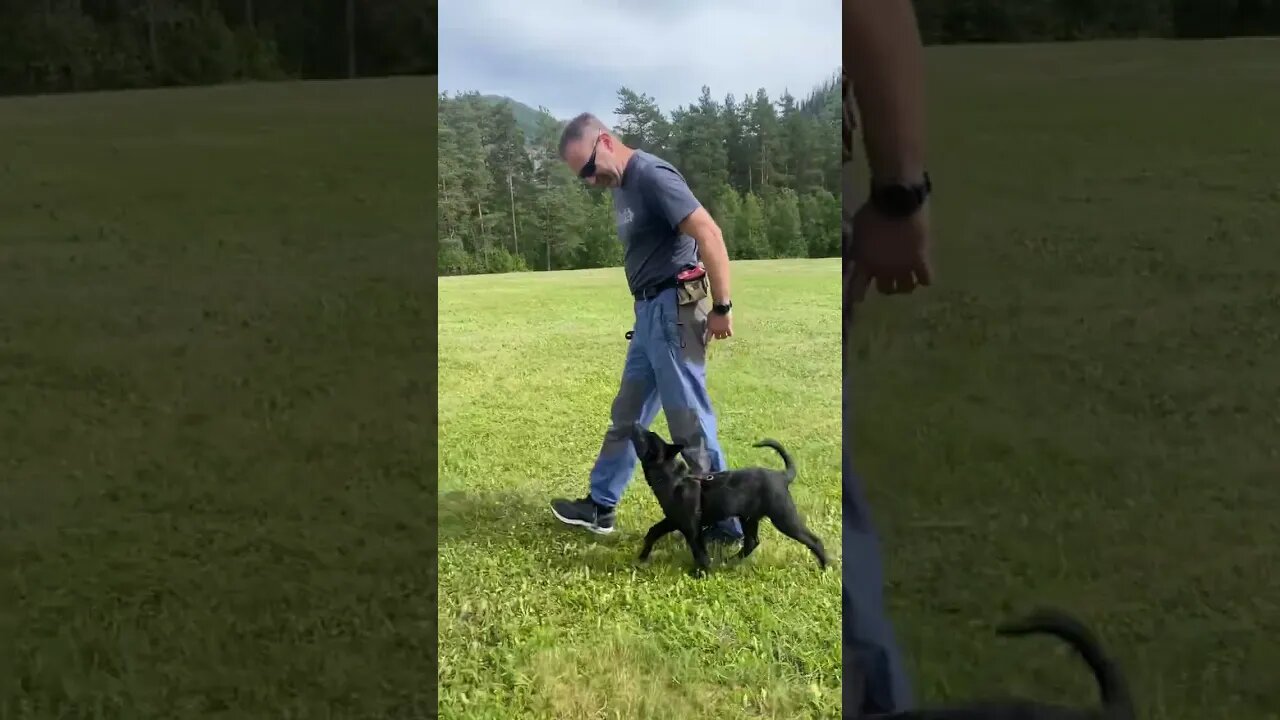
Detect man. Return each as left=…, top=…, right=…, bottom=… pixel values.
left=549, top=113, right=743, bottom=543
left=844, top=0, right=934, bottom=715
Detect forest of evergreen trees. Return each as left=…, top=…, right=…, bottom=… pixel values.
left=912, top=0, right=1280, bottom=42
left=0, top=0, right=435, bottom=96
left=4, top=0, right=1271, bottom=98
left=437, top=77, right=845, bottom=276
left=436, top=0, right=1280, bottom=277
left=8, top=0, right=1274, bottom=276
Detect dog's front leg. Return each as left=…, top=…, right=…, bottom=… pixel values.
left=638, top=517, right=677, bottom=561
left=681, top=527, right=713, bottom=577
left=736, top=517, right=762, bottom=561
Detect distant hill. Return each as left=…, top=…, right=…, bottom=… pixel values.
left=476, top=95, right=556, bottom=140
left=470, top=70, right=840, bottom=145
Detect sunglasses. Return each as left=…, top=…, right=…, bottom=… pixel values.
left=578, top=134, right=603, bottom=180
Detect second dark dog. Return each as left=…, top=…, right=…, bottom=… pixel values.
left=629, top=425, right=828, bottom=576
left=854, top=608, right=1134, bottom=720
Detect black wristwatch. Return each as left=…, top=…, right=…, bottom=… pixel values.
left=870, top=172, right=932, bottom=218
left=711, top=300, right=732, bottom=316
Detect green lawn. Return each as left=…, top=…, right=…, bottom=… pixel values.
left=440, top=37, right=1280, bottom=720
left=0, top=78, right=436, bottom=718
left=437, top=260, right=844, bottom=719
left=5, top=36, right=1278, bottom=720
left=854, top=39, right=1280, bottom=719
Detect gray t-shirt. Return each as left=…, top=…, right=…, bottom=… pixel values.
left=612, top=149, right=701, bottom=295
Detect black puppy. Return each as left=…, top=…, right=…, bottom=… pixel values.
left=629, top=425, right=828, bottom=576
left=854, top=608, right=1134, bottom=720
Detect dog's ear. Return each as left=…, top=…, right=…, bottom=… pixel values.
left=628, top=424, right=647, bottom=447
left=666, top=443, right=684, bottom=459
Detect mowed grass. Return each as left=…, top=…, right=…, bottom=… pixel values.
left=0, top=78, right=435, bottom=718
left=854, top=39, right=1280, bottom=719
left=438, top=260, right=843, bottom=719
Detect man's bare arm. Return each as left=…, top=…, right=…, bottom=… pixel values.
left=844, top=0, right=927, bottom=183
left=679, top=208, right=732, bottom=305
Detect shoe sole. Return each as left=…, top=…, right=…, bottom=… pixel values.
left=551, top=506, right=615, bottom=535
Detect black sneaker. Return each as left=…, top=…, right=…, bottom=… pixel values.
left=550, top=496, right=616, bottom=535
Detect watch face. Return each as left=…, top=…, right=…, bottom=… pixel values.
left=875, top=184, right=920, bottom=217
left=885, top=186, right=916, bottom=215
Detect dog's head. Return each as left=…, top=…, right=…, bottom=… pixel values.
left=629, top=425, right=685, bottom=484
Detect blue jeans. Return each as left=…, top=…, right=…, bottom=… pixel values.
left=844, top=364, right=913, bottom=713
left=588, top=287, right=742, bottom=536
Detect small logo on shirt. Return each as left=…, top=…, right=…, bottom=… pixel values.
left=616, top=207, right=635, bottom=226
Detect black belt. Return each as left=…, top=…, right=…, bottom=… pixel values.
left=633, top=277, right=679, bottom=301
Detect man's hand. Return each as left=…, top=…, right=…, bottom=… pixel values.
left=706, top=311, right=733, bottom=343
left=847, top=200, right=932, bottom=302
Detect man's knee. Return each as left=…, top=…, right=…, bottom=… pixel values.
left=663, top=405, right=708, bottom=438
left=609, top=380, right=651, bottom=423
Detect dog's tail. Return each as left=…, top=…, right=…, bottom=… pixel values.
left=752, top=439, right=796, bottom=483
left=996, top=608, right=1133, bottom=717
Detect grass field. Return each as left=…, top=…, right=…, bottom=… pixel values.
left=437, top=260, right=844, bottom=718
left=4, top=36, right=1278, bottom=720
left=440, top=38, right=1280, bottom=720
left=853, top=39, right=1280, bottom=719
left=0, top=77, right=435, bottom=718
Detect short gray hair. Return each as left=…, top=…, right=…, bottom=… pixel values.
left=558, top=112, right=609, bottom=158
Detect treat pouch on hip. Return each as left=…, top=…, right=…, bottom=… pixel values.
left=675, top=265, right=709, bottom=306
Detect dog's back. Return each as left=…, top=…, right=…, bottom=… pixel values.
left=699, top=439, right=799, bottom=520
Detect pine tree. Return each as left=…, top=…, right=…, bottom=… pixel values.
left=766, top=188, right=806, bottom=258
left=614, top=87, right=671, bottom=157
left=483, top=101, right=533, bottom=257
left=737, top=193, right=769, bottom=260
left=712, top=185, right=743, bottom=258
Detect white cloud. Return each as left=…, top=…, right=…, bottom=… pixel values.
left=440, top=0, right=840, bottom=122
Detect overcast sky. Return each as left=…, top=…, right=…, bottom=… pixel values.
left=439, top=0, right=841, bottom=124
